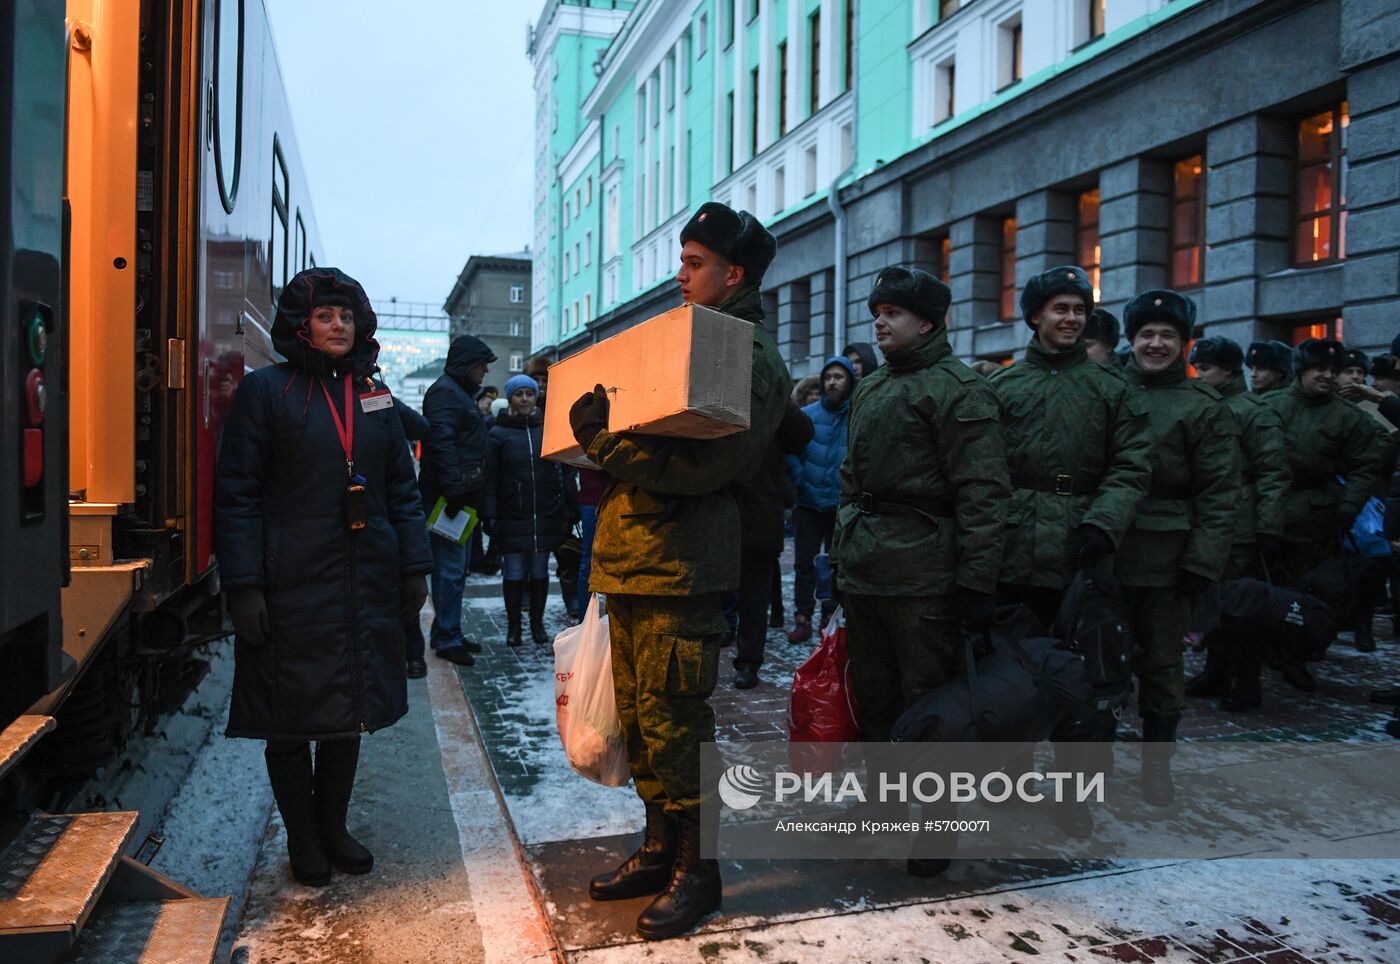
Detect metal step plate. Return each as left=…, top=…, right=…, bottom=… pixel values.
left=0, top=715, right=55, bottom=782
left=0, top=812, right=138, bottom=938
left=61, top=897, right=230, bottom=964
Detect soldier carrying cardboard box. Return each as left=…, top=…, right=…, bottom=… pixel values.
left=566, top=202, right=790, bottom=941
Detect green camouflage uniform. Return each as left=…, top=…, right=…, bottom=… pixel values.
left=586, top=285, right=789, bottom=813
left=1117, top=356, right=1239, bottom=717
left=1213, top=376, right=1291, bottom=581
left=832, top=328, right=1010, bottom=740
left=989, top=338, right=1152, bottom=606
left=1266, top=381, right=1384, bottom=579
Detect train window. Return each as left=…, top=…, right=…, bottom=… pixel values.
left=271, top=141, right=289, bottom=304
left=295, top=212, right=307, bottom=270
left=214, top=0, right=243, bottom=212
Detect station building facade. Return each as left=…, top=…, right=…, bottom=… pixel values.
left=528, top=0, right=1400, bottom=374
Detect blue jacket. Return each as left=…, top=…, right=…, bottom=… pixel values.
left=786, top=356, right=855, bottom=512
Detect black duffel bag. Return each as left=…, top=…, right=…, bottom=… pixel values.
left=891, top=606, right=1092, bottom=743
left=1219, top=576, right=1336, bottom=662
left=1053, top=569, right=1136, bottom=717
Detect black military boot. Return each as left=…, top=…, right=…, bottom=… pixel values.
left=264, top=741, right=331, bottom=886
left=529, top=578, right=551, bottom=644
left=1052, top=742, right=1097, bottom=839
left=1221, top=644, right=1262, bottom=713
left=635, top=810, right=721, bottom=941
left=907, top=801, right=955, bottom=877
left=589, top=803, right=678, bottom=901
left=314, top=737, right=373, bottom=875
left=1280, top=657, right=1317, bottom=692
left=503, top=580, right=524, bottom=647
left=1184, top=643, right=1233, bottom=699
left=1356, top=610, right=1376, bottom=653
left=1139, top=714, right=1180, bottom=807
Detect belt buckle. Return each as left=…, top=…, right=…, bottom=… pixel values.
left=858, top=492, right=875, bottom=515
left=1054, top=474, right=1074, bottom=497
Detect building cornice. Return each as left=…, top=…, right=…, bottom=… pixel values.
left=581, top=0, right=695, bottom=120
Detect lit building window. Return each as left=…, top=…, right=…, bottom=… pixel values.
left=1000, top=217, right=1017, bottom=322
left=938, top=235, right=952, bottom=284
left=1170, top=155, right=1206, bottom=288
left=1077, top=187, right=1101, bottom=301
left=1294, top=102, right=1348, bottom=266
left=1291, top=317, right=1343, bottom=344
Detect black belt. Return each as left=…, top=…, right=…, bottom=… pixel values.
left=852, top=492, right=955, bottom=518
left=1010, top=472, right=1099, bottom=497
left=1148, top=484, right=1193, bottom=501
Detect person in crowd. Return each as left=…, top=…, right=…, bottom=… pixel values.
left=420, top=334, right=496, bottom=666
left=567, top=202, right=789, bottom=940
left=1339, top=349, right=1369, bottom=392
left=786, top=356, right=857, bottom=643
left=575, top=466, right=607, bottom=611
left=393, top=396, right=432, bottom=679
left=844, top=341, right=879, bottom=380
left=1117, top=290, right=1238, bottom=806
left=1083, top=307, right=1122, bottom=365
left=489, top=396, right=509, bottom=421
left=792, top=374, right=821, bottom=407
left=1184, top=336, right=1290, bottom=711
left=525, top=353, right=581, bottom=621
left=483, top=374, right=578, bottom=646
left=989, top=266, right=1150, bottom=628
left=476, top=385, right=499, bottom=417
left=525, top=355, right=551, bottom=406
left=1246, top=340, right=1293, bottom=395
left=215, top=268, right=432, bottom=888
left=833, top=266, right=1009, bottom=879
left=1341, top=349, right=1400, bottom=439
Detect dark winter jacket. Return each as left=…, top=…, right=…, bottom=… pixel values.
left=786, top=356, right=854, bottom=513
left=484, top=410, right=578, bottom=555
left=846, top=342, right=880, bottom=380
left=420, top=336, right=495, bottom=513
left=215, top=268, right=433, bottom=740
left=736, top=400, right=814, bottom=555
left=394, top=397, right=429, bottom=441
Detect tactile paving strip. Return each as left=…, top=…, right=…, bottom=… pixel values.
left=62, top=897, right=229, bottom=964
left=0, top=715, right=55, bottom=782
left=0, top=812, right=138, bottom=933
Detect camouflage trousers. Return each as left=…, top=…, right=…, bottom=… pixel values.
left=606, top=593, right=728, bottom=814
left=1122, top=584, right=1189, bottom=717
left=843, top=594, right=964, bottom=742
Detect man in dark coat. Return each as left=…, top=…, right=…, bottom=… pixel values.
left=420, top=334, right=496, bottom=666
left=844, top=341, right=880, bottom=380
left=216, top=267, right=433, bottom=886
left=1118, top=290, right=1239, bottom=805
left=568, top=202, right=789, bottom=940
left=1246, top=340, right=1293, bottom=395
left=525, top=353, right=582, bottom=620
left=1185, top=336, right=1290, bottom=711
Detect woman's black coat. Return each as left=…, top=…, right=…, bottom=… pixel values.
left=484, top=410, right=578, bottom=556
left=215, top=268, right=434, bottom=740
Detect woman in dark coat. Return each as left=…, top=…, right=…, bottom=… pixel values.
left=484, top=374, right=578, bottom=645
left=214, top=268, right=433, bottom=887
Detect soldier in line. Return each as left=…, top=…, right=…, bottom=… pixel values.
left=1246, top=340, right=1293, bottom=395
left=567, top=202, right=789, bottom=941
left=832, top=266, right=1010, bottom=878
left=1184, top=336, right=1291, bottom=711
left=1083, top=307, right=1122, bottom=366
left=1116, top=291, right=1239, bottom=805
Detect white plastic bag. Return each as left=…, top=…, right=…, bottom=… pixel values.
left=553, top=595, right=630, bottom=786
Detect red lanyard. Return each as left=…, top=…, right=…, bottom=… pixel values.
left=318, top=375, right=355, bottom=478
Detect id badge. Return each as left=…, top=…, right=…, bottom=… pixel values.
left=360, top=388, right=393, bottom=413
left=347, top=480, right=368, bottom=530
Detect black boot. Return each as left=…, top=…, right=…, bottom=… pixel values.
left=1221, top=643, right=1262, bottom=713
left=265, top=741, right=331, bottom=886
left=635, top=810, right=721, bottom=941
left=1280, top=657, right=1317, bottom=692
left=529, top=578, right=550, bottom=644
left=1356, top=610, right=1376, bottom=653
left=589, top=803, right=678, bottom=901
left=503, top=580, right=525, bottom=647
left=1052, top=742, right=1096, bottom=839
left=1139, top=714, right=1179, bottom=807
left=560, top=579, right=581, bottom=624
left=1185, top=643, right=1233, bottom=699
left=314, top=737, right=373, bottom=875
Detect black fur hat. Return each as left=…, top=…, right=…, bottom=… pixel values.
left=1019, top=265, right=1095, bottom=329
left=1342, top=347, right=1369, bottom=372
left=867, top=265, right=951, bottom=326
left=1373, top=355, right=1398, bottom=379
left=1293, top=338, right=1346, bottom=374
left=1124, top=289, right=1196, bottom=341
left=679, top=202, right=778, bottom=285
left=1084, top=308, right=1120, bottom=349
left=1246, top=340, right=1293, bottom=373
left=1189, top=335, right=1244, bottom=374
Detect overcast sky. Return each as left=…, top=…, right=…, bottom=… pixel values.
left=265, top=0, right=535, bottom=307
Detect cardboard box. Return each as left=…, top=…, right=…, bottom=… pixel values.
left=542, top=303, right=754, bottom=467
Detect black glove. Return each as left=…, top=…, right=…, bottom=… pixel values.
left=570, top=384, right=610, bottom=450
left=1073, top=524, right=1114, bottom=568
left=957, top=591, right=997, bottom=633
left=400, top=574, right=428, bottom=619
left=1176, top=569, right=1215, bottom=598
left=228, top=589, right=270, bottom=647
left=444, top=492, right=468, bottom=517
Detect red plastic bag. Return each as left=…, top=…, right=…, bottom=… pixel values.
left=788, top=607, right=861, bottom=765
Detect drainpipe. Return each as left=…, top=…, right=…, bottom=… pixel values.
left=826, top=1, right=858, bottom=357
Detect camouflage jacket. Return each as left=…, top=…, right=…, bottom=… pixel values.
left=1214, top=377, right=1290, bottom=544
